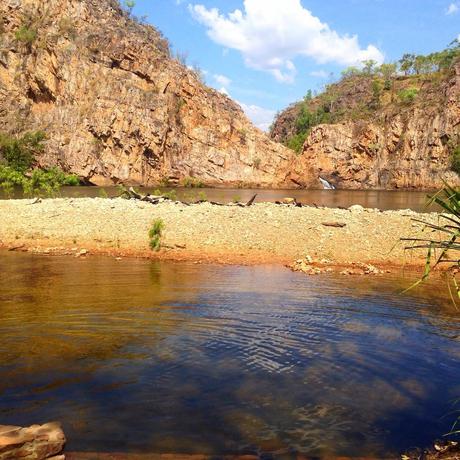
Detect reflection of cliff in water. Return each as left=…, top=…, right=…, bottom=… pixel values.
left=0, top=252, right=459, bottom=457
left=0, top=253, right=203, bottom=392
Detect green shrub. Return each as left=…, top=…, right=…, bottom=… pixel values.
left=0, top=131, right=46, bottom=172
left=28, top=167, right=79, bottom=191
left=451, top=145, right=460, bottom=174
left=148, top=218, right=164, bottom=251
left=98, top=188, right=109, bottom=198
left=0, top=165, right=79, bottom=198
left=14, top=25, right=37, bottom=44
left=181, top=176, right=204, bottom=188
left=285, top=103, right=331, bottom=153
left=153, top=188, right=177, bottom=201
left=198, top=191, right=207, bottom=201
left=286, top=132, right=308, bottom=154
left=0, top=166, right=24, bottom=197
left=158, top=176, right=170, bottom=187
left=124, top=0, right=136, bottom=11
left=398, top=88, right=419, bottom=104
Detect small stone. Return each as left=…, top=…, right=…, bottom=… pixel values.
left=349, top=204, right=365, bottom=213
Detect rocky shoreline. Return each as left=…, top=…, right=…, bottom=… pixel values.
left=0, top=197, right=441, bottom=271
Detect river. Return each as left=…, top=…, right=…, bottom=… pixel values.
left=0, top=187, right=440, bottom=212
left=0, top=251, right=459, bottom=457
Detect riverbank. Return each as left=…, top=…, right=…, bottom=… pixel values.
left=0, top=197, right=441, bottom=270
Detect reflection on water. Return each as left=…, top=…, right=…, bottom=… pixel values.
left=0, top=252, right=459, bottom=457
left=1, top=186, right=439, bottom=212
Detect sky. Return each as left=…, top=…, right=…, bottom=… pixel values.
left=130, top=0, right=460, bottom=131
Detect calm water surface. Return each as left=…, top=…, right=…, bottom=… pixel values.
left=0, top=252, right=459, bottom=457
left=1, top=186, right=439, bottom=212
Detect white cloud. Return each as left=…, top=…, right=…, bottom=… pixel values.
left=310, top=70, right=328, bottom=78
left=237, top=101, right=276, bottom=131
left=446, top=2, right=459, bottom=14
left=218, top=87, right=230, bottom=96
left=189, top=0, right=384, bottom=83
left=214, top=74, right=232, bottom=87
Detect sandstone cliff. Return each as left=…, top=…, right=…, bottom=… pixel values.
left=0, top=0, right=294, bottom=186
left=271, top=62, right=460, bottom=190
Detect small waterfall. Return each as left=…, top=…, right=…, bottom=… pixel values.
left=319, top=177, right=336, bottom=190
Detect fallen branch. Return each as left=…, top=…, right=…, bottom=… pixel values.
left=322, top=222, right=346, bottom=228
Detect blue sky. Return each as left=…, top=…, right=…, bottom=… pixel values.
left=131, top=0, right=460, bottom=130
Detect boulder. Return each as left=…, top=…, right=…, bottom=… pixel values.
left=0, top=423, right=66, bottom=460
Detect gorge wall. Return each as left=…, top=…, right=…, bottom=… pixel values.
left=271, top=62, right=460, bottom=190
left=0, top=0, right=294, bottom=187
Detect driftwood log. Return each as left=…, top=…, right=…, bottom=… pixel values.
left=118, top=187, right=258, bottom=208
left=119, top=187, right=170, bottom=205
left=322, top=222, right=347, bottom=228
left=233, top=194, right=258, bottom=207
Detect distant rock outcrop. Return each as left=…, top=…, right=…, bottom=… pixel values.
left=0, top=0, right=294, bottom=187
left=271, top=63, right=460, bottom=190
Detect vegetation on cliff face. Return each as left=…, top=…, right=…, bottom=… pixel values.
left=271, top=41, right=460, bottom=154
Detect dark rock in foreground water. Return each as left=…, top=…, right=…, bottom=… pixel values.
left=0, top=423, right=66, bottom=460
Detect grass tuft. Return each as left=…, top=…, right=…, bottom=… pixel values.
left=149, top=218, right=165, bottom=251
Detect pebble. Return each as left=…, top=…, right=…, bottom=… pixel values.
left=349, top=204, right=365, bottom=213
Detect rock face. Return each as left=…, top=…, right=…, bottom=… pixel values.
left=0, top=0, right=294, bottom=186
left=272, top=65, right=460, bottom=190
left=0, top=423, right=66, bottom=460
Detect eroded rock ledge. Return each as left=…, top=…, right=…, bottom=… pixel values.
left=0, top=423, right=66, bottom=460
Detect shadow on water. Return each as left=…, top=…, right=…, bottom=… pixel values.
left=0, top=251, right=459, bottom=457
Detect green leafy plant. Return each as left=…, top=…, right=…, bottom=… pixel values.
left=153, top=189, right=177, bottom=201
left=158, top=176, right=170, bottom=187
left=149, top=218, right=164, bottom=251
left=0, top=165, right=79, bottom=198
left=0, top=131, right=45, bottom=172
left=401, top=183, right=460, bottom=304
left=451, top=145, right=460, bottom=174
left=14, top=25, right=37, bottom=45
left=123, top=0, right=136, bottom=16
left=398, top=88, right=419, bottom=104
left=286, top=132, right=308, bottom=154
left=198, top=191, right=207, bottom=201
left=181, top=176, right=204, bottom=188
